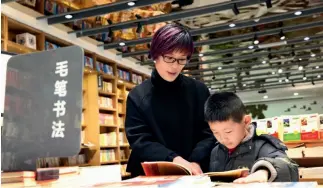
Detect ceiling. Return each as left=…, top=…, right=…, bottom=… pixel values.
left=9, top=0, right=323, bottom=93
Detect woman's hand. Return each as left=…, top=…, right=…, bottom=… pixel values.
left=233, top=170, right=269, bottom=184
left=190, top=162, right=203, bottom=175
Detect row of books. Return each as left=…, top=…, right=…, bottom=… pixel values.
left=100, top=81, right=113, bottom=93
left=120, top=150, right=127, bottom=160
left=99, top=113, right=114, bottom=125
left=119, top=132, right=129, bottom=146
left=117, top=69, right=131, bottom=81
left=98, top=97, right=113, bottom=109
left=100, top=149, right=116, bottom=162
left=96, top=61, right=114, bottom=75
left=100, top=132, right=117, bottom=146
left=255, top=113, right=323, bottom=141
left=132, top=73, right=143, bottom=85
left=67, top=154, right=87, bottom=166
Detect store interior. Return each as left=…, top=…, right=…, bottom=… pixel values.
left=1, top=0, right=323, bottom=187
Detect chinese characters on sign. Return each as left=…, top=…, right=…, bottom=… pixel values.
left=52, top=61, right=68, bottom=138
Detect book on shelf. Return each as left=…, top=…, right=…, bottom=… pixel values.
left=141, top=161, right=249, bottom=182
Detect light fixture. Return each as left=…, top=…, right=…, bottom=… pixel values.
left=218, top=67, right=222, bottom=70
left=248, top=45, right=254, bottom=49
left=119, top=42, right=126, bottom=46
left=303, top=71, right=307, bottom=80
left=279, top=30, right=285, bottom=40
left=294, top=11, right=302, bottom=16
left=232, top=76, right=235, bottom=79
left=253, top=34, right=259, bottom=45
left=278, top=69, right=283, bottom=73
left=299, top=58, right=302, bottom=61
left=127, top=1, right=135, bottom=6
left=229, top=23, right=236, bottom=28
left=272, top=71, right=275, bottom=75
left=318, top=75, right=321, bottom=78
left=285, top=78, right=289, bottom=82
left=316, top=66, right=319, bottom=69
left=298, top=66, right=303, bottom=71
left=311, top=54, right=316, bottom=57
left=254, top=19, right=260, bottom=22
left=263, top=95, right=268, bottom=99
left=65, top=14, right=73, bottom=19
left=303, top=77, right=307, bottom=80
left=294, top=93, right=299, bottom=96
left=279, top=79, right=282, bottom=83
left=199, top=53, right=204, bottom=57
left=262, top=60, right=266, bottom=64
left=304, top=37, right=310, bottom=41
left=243, top=84, right=246, bottom=87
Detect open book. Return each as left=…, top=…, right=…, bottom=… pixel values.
left=141, top=161, right=249, bottom=182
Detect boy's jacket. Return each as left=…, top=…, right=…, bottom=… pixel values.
left=209, top=125, right=299, bottom=182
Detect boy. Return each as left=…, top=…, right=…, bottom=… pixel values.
left=204, top=92, right=299, bottom=183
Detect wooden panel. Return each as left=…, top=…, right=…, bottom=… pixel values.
left=84, top=72, right=100, bottom=166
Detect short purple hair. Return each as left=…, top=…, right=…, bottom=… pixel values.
left=150, top=24, right=194, bottom=60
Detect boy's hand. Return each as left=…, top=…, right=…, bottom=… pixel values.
left=233, top=170, right=268, bottom=184
left=190, top=162, right=203, bottom=175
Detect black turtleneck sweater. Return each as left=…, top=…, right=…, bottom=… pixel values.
left=125, top=69, right=216, bottom=177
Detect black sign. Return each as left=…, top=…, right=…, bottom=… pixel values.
left=1, top=46, right=84, bottom=172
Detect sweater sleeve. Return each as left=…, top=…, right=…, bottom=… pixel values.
left=125, top=93, right=178, bottom=162
left=188, top=83, right=216, bottom=171
left=251, top=142, right=299, bottom=182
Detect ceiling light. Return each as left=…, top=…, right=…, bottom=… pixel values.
left=254, top=19, right=260, bottom=22
left=279, top=30, right=285, bottom=40
left=279, top=79, right=282, bottom=83
left=119, top=42, right=126, bottom=46
left=303, top=77, right=307, bottom=80
left=316, top=66, right=319, bottom=69
left=65, top=14, right=73, bottom=19
left=272, top=71, right=275, bottom=75
left=262, top=60, right=266, bottom=64
left=248, top=45, right=254, bottom=49
left=127, top=1, right=135, bottom=6
left=218, top=67, right=222, bottom=70
left=294, top=11, right=302, bottom=16
left=311, top=54, right=316, bottom=57
left=298, top=66, right=303, bottom=71
left=299, top=58, right=302, bottom=61
left=229, top=23, right=236, bottom=28
left=199, top=53, right=204, bottom=57
left=263, top=95, right=268, bottom=99
left=254, top=40, right=259, bottom=45
left=285, top=79, right=289, bottom=82
left=294, top=93, right=299, bottom=96
left=318, top=75, right=321, bottom=78
left=243, top=84, right=246, bottom=87
left=304, top=37, right=310, bottom=41
left=278, top=69, right=283, bottom=73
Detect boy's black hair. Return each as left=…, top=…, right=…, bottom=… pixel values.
left=204, top=92, right=246, bottom=123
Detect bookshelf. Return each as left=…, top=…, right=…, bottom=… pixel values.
left=1, top=13, right=149, bottom=178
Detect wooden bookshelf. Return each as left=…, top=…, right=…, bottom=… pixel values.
left=1, top=12, right=150, bottom=177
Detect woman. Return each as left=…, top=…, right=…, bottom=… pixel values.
left=125, top=24, right=215, bottom=177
